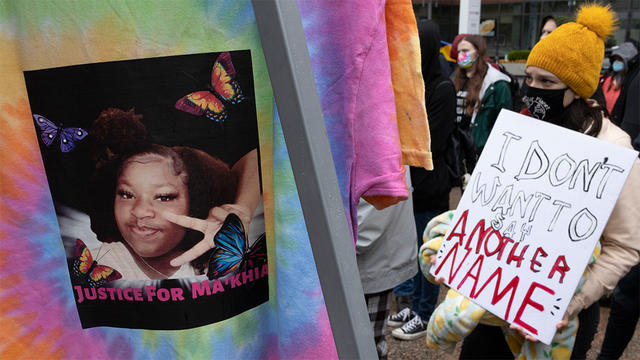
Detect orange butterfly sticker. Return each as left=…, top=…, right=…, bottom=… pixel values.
left=175, top=52, right=245, bottom=124
left=72, top=239, right=122, bottom=288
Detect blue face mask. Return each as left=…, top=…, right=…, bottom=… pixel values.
left=612, top=60, right=624, bottom=72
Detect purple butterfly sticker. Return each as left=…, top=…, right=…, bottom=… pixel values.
left=33, top=114, right=88, bottom=153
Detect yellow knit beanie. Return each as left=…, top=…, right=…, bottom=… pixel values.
left=527, top=4, right=617, bottom=99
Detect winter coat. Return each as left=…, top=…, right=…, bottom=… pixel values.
left=565, top=117, right=640, bottom=318
left=470, top=65, right=512, bottom=152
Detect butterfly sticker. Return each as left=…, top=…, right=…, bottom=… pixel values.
left=33, top=114, right=88, bottom=153
left=174, top=52, right=245, bottom=124
left=71, top=238, right=122, bottom=288
left=207, top=213, right=267, bottom=280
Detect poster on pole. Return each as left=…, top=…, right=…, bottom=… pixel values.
left=430, top=110, right=638, bottom=344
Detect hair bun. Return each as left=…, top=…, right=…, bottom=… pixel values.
left=576, top=4, right=617, bottom=40
left=91, top=108, right=147, bottom=162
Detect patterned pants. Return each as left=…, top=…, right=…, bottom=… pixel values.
left=365, top=289, right=393, bottom=359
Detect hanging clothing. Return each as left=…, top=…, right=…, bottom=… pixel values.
left=299, top=0, right=410, bottom=240
left=385, top=0, right=432, bottom=170
left=356, top=168, right=418, bottom=295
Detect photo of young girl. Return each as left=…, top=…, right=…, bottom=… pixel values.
left=24, top=50, right=268, bottom=330
left=87, top=108, right=238, bottom=281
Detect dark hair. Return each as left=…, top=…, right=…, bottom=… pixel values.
left=91, top=107, right=147, bottom=168
left=539, top=16, right=556, bottom=36
left=561, top=98, right=603, bottom=137
left=453, top=35, right=488, bottom=116
left=87, top=108, right=237, bottom=274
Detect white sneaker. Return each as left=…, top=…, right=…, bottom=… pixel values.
left=391, top=314, right=427, bottom=340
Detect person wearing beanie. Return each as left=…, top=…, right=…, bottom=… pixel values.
left=450, top=33, right=471, bottom=61
left=514, top=3, right=640, bottom=358
left=424, top=4, right=640, bottom=359
left=518, top=7, right=640, bottom=355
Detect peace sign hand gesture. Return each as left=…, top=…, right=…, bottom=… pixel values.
left=163, top=203, right=252, bottom=267
left=163, top=211, right=222, bottom=267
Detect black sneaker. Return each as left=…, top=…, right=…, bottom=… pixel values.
left=391, top=314, right=427, bottom=340
left=387, top=307, right=413, bottom=327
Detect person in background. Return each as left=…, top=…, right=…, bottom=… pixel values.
left=387, top=20, right=457, bottom=341
left=356, top=168, right=418, bottom=359
left=539, top=15, right=558, bottom=40
left=452, top=33, right=501, bottom=71
left=452, top=35, right=512, bottom=156
left=610, top=40, right=640, bottom=149
left=601, top=42, right=638, bottom=116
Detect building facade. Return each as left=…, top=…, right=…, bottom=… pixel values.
left=414, top=0, right=640, bottom=60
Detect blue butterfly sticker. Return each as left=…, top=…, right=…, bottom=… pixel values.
left=33, top=114, right=88, bottom=152
left=207, top=213, right=267, bottom=280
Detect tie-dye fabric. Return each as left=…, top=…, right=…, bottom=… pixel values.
left=298, top=0, right=409, bottom=241
left=385, top=0, right=433, bottom=170
left=0, top=1, right=336, bottom=358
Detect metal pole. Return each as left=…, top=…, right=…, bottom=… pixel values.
left=251, top=1, right=378, bottom=359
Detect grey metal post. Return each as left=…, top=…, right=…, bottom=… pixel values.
left=251, top=0, right=378, bottom=358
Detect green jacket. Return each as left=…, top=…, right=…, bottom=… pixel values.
left=470, top=66, right=512, bottom=151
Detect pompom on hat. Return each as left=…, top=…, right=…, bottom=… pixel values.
left=526, top=3, right=618, bottom=99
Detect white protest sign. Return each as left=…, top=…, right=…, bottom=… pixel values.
left=431, top=110, right=639, bottom=344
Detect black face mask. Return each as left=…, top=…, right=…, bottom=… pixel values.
left=520, top=83, right=570, bottom=125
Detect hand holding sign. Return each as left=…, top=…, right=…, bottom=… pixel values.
left=429, top=254, right=446, bottom=284
left=510, top=314, right=570, bottom=343
left=430, top=110, right=638, bottom=344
